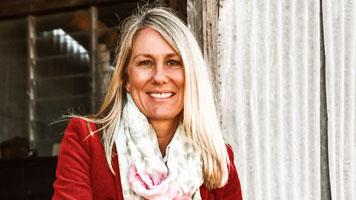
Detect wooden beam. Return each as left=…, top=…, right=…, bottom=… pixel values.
left=0, top=0, right=138, bottom=19
left=187, top=0, right=219, bottom=85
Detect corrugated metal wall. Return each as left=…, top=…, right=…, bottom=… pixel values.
left=323, top=0, right=356, bottom=200
left=216, top=0, right=321, bottom=199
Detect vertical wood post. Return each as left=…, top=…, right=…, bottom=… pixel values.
left=187, top=0, right=219, bottom=89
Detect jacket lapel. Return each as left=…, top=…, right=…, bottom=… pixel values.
left=112, top=147, right=124, bottom=199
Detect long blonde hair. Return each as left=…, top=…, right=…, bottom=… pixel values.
left=88, top=6, right=229, bottom=189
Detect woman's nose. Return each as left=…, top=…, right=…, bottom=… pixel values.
left=152, top=62, right=168, bottom=84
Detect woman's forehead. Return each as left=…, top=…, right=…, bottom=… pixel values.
left=130, top=28, right=178, bottom=57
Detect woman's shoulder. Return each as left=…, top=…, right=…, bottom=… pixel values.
left=64, top=117, right=99, bottom=140
left=59, top=117, right=103, bottom=158
left=200, top=144, right=242, bottom=199
left=67, top=117, right=96, bottom=127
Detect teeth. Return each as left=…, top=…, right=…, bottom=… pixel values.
left=149, top=93, right=173, bottom=98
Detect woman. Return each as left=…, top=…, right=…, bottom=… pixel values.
left=53, top=6, right=242, bottom=200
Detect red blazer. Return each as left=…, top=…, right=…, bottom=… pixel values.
left=52, top=118, right=243, bottom=200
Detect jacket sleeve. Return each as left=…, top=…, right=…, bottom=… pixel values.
left=223, top=144, right=243, bottom=199
left=52, top=118, right=93, bottom=200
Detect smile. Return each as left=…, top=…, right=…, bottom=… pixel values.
left=148, top=92, right=174, bottom=98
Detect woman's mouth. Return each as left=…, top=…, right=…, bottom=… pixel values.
left=148, top=92, right=174, bottom=98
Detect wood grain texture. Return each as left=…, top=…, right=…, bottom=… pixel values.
left=0, top=0, right=137, bottom=18
left=187, top=0, right=219, bottom=92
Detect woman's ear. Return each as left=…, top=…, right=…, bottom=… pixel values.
left=124, top=78, right=131, bottom=93
left=123, top=72, right=131, bottom=93
left=125, top=83, right=131, bottom=93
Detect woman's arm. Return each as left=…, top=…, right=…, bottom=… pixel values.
left=52, top=118, right=93, bottom=200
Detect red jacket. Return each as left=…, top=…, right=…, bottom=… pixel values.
left=52, top=118, right=243, bottom=199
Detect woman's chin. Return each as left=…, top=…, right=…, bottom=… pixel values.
left=147, top=113, right=181, bottom=122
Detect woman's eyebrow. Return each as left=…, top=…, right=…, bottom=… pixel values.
left=132, top=54, right=153, bottom=60
left=166, top=53, right=180, bottom=58
left=132, top=53, right=179, bottom=60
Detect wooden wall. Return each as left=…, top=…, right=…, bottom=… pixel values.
left=0, top=0, right=186, bottom=19
left=0, top=0, right=122, bottom=19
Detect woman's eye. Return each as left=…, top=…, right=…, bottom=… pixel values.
left=167, top=60, right=181, bottom=66
left=138, top=60, right=152, bottom=66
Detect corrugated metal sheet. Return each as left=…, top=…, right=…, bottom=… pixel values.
left=323, top=0, right=356, bottom=199
left=216, top=0, right=321, bottom=199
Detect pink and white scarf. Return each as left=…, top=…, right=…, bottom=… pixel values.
left=114, top=95, right=203, bottom=200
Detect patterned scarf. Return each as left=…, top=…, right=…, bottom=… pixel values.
left=114, top=94, right=203, bottom=200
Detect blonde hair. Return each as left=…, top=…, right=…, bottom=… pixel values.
left=88, top=6, right=229, bottom=189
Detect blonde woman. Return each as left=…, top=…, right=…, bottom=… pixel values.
left=52, top=6, right=242, bottom=200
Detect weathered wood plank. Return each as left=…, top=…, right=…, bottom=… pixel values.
left=187, top=0, right=219, bottom=86
left=0, top=0, right=138, bottom=19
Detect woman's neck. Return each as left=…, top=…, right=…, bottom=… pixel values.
left=149, top=118, right=179, bottom=157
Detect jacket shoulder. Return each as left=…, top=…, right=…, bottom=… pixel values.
left=65, top=117, right=98, bottom=139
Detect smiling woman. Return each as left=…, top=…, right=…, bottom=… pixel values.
left=126, top=28, right=185, bottom=156
left=126, top=28, right=185, bottom=122
left=52, top=5, right=242, bottom=200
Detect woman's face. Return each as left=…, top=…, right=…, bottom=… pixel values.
left=126, top=28, right=185, bottom=123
